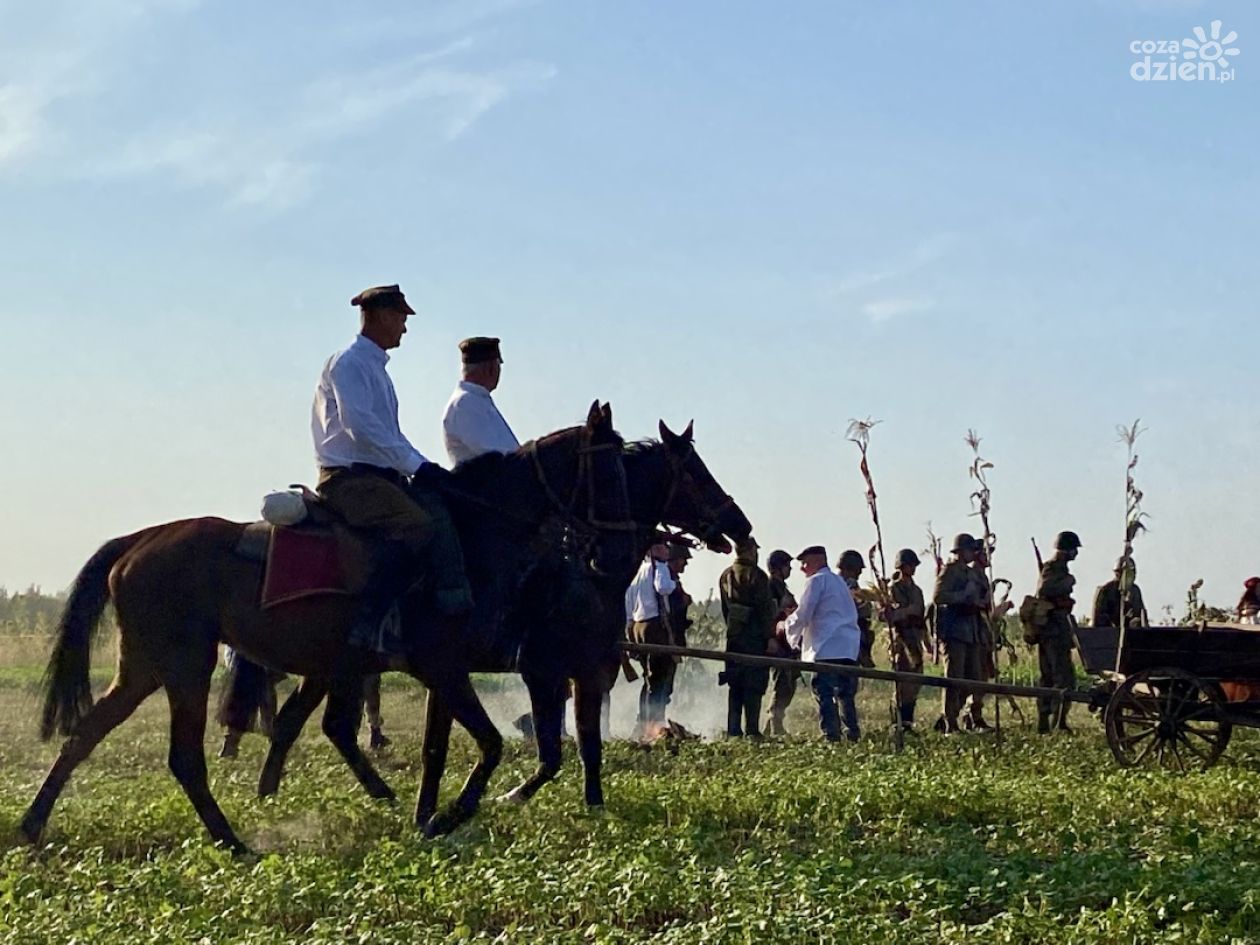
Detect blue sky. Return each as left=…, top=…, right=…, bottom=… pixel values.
left=2, top=0, right=1257, bottom=616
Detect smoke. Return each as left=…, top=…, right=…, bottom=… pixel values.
left=471, top=658, right=733, bottom=741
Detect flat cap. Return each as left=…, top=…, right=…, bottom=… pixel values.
left=351, top=284, right=415, bottom=314
left=796, top=545, right=827, bottom=562
left=459, top=336, right=503, bottom=365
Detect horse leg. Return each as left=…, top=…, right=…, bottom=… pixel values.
left=421, top=674, right=503, bottom=838
left=318, top=676, right=396, bottom=801
left=20, top=673, right=158, bottom=844
left=499, top=674, right=565, bottom=805
left=415, top=687, right=453, bottom=828
left=165, top=678, right=250, bottom=856
left=574, top=675, right=606, bottom=807
left=258, top=676, right=329, bottom=797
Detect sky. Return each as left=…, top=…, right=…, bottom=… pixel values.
left=2, top=0, right=1258, bottom=617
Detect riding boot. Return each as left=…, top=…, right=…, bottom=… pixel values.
left=347, top=540, right=418, bottom=654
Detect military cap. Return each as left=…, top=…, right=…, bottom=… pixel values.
left=1246, top=576, right=1260, bottom=591
left=952, top=533, right=979, bottom=553
left=1054, top=530, right=1082, bottom=551
left=895, top=548, right=920, bottom=568
left=796, top=545, right=827, bottom=562
left=668, top=542, right=693, bottom=561
left=351, top=284, right=414, bottom=314
left=838, top=549, right=865, bottom=570
left=767, top=549, right=792, bottom=569
left=459, top=336, right=503, bottom=365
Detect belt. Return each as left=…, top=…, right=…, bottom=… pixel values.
left=319, top=463, right=406, bottom=486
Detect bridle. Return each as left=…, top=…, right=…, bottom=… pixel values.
left=657, top=440, right=736, bottom=548
left=524, top=425, right=637, bottom=537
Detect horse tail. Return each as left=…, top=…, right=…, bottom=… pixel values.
left=40, top=530, right=148, bottom=740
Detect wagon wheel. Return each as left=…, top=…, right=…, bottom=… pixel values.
left=1104, top=667, right=1232, bottom=771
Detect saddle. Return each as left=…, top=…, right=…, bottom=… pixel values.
left=236, top=488, right=375, bottom=608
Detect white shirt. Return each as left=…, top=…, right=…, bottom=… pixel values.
left=783, top=567, right=860, bottom=662
left=442, top=380, right=520, bottom=466
left=311, top=335, right=428, bottom=475
left=624, top=557, right=678, bottom=623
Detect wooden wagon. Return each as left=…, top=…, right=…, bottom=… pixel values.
left=1074, top=623, right=1260, bottom=771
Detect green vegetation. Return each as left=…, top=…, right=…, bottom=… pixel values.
left=5, top=638, right=1260, bottom=944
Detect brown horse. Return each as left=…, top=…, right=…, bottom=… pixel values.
left=20, top=403, right=633, bottom=853
left=232, top=422, right=751, bottom=824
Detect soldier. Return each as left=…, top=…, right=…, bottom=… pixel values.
left=963, top=543, right=995, bottom=732
left=838, top=550, right=876, bottom=669
left=719, top=538, right=776, bottom=738
left=1092, top=559, right=1149, bottom=629
left=765, top=549, right=800, bottom=736
left=1036, top=530, right=1082, bottom=733
left=932, top=533, right=985, bottom=734
left=888, top=549, right=926, bottom=732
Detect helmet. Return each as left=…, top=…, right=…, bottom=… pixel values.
left=895, top=548, right=921, bottom=568
left=1054, top=531, right=1082, bottom=551
left=668, top=543, right=693, bottom=560
left=838, top=549, right=865, bottom=571
left=952, top=533, right=979, bottom=553
left=767, top=549, right=792, bottom=569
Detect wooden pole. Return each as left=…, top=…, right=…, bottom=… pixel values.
left=620, top=640, right=1093, bottom=705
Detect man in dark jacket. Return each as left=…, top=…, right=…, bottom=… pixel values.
left=720, top=538, right=776, bottom=738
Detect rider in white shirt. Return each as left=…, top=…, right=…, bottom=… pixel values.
left=442, top=337, right=520, bottom=467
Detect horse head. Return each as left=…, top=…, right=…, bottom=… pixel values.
left=648, top=419, right=753, bottom=554
left=524, top=401, right=636, bottom=576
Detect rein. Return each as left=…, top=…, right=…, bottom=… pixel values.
left=525, top=430, right=637, bottom=534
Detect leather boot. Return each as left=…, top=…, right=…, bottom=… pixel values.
left=347, top=540, right=418, bottom=654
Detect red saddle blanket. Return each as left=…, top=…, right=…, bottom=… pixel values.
left=261, top=526, right=352, bottom=608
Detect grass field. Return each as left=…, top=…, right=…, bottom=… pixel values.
left=4, top=642, right=1260, bottom=944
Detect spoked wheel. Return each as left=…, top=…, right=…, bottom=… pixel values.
left=1104, top=667, right=1232, bottom=771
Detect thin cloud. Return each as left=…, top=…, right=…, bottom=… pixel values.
left=861, top=297, right=935, bottom=323
left=827, top=232, right=958, bottom=296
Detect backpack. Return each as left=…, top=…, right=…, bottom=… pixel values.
left=1019, top=595, right=1053, bottom=644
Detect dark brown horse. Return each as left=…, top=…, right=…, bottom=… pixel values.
left=20, top=403, right=633, bottom=853
left=234, top=421, right=751, bottom=824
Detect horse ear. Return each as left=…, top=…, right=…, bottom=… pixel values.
left=600, top=402, right=613, bottom=427
left=681, top=420, right=694, bottom=442
left=586, top=400, right=602, bottom=428
left=659, top=420, right=677, bottom=445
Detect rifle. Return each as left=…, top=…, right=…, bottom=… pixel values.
left=1031, top=537, right=1043, bottom=571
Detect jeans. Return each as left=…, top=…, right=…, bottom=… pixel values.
left=811, top=659, right=860, bottom=742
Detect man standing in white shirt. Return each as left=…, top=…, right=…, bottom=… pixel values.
left=442, top=337, right=519, bottom=467
left=313, top=284, right=472, bottom=652
left=781, top=545, right=861, bottom=742
left=625, top=541, right=678, bottom=732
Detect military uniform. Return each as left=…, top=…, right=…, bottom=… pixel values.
left=720, top=541, right=776, bottom=738
left=933, top=535, right=985, bottom=732
left=888, top=554, right=926, bottom=728
left=1091, top=579, right=1147, bottom=629
left=1036, top=532, right=1081, bottom=732
left=965, top=564, right=993, bottom=729
left=765, top=571, right=799, bottom=735
left=839, top=551, right=876, bottom=669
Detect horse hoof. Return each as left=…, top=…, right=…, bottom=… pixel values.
left=17, top=816, right=43, bottom=846
left=496, top=787, right=529, bottom=806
